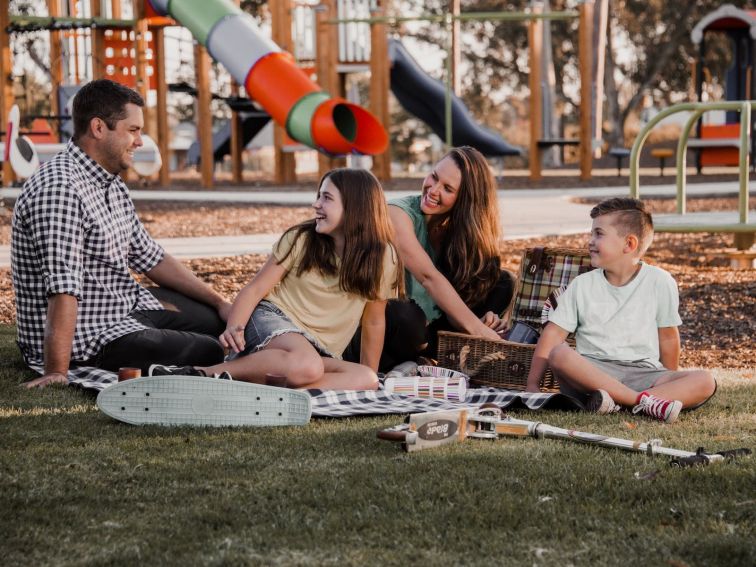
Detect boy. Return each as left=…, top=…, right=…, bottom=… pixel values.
left=525, top=198, right=716, bottom=423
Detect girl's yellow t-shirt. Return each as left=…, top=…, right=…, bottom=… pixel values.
left=265, top=230, right=399, bottom=357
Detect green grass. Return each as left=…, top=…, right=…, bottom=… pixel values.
left=1, top=324, right=754, bottom=566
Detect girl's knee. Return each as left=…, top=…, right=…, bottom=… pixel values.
left=354, top=366, right=379, bottom=390
left=284, top=353, right=325, bottom=386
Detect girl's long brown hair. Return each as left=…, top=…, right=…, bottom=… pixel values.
left=435, top=146, right=501, bottom=305
left=278, top=168, right=402, bottom=300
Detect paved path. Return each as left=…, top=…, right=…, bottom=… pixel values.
left=1, top=181, right=752, bottom=266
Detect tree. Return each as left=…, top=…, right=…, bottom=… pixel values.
left=605, top=0, right=752, bottom=146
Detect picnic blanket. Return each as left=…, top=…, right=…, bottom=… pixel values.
left=63, top=367, right=584, bottom=417
left=308, top=387, right=583, bottom=417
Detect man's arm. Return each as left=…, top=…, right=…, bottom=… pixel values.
left=22, top=294, right=78, bottom=389
left=145, top=254, right=232, bottom=320
left=525, top=322, right=569, bottom=392
left=658, top=326, right=680, bottom=370
left=359, top=300, right=387, bottom=372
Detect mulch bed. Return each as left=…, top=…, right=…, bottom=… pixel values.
left=0, top=195, right=753, bottom=369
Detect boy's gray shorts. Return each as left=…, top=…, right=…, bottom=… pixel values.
left=559, top=355, right=673, bottom=399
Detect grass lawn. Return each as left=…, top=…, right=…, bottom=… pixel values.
left=1, top=323, right=754, bottom=566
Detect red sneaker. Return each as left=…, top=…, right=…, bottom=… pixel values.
left=632, top=392, right=682, bottom=423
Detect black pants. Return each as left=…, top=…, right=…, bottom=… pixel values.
left=93, top=288, right=225, bottom=376
left=344, top=270, right=515, bottom=373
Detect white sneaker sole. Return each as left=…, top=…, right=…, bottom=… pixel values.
left=96, top=375, right=311, bottom=427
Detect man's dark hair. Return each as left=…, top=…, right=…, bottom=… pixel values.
left=590, top=197, right=654, bottom=254
left=72, top=79, right=144, bottom=141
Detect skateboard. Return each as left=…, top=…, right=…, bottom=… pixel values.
left=97, top=375, right=311, bottom=427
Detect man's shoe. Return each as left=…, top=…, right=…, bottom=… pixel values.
left=97, top=375, right=311, bottom=427
left=586, top=389, right=621, bottom=415
left=148, top=364, right=206, bottom=377
left=632, top=392, right=683, bottom=423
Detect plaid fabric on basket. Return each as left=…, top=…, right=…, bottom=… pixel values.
left=508, top=247, right=594, bottom=329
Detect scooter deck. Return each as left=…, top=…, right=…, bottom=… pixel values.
left=97, top=375, right=312, bottom=427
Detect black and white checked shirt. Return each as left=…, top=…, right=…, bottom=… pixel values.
left=11, top=141, right=165, bottom=372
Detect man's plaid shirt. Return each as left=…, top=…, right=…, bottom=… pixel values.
left=11, top=141, right=165, bottom=369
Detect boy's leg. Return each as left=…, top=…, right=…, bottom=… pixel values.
left=548, top=344, right=643, bottom=406
left=644, top=370, right=717, bottom=409
left=550, top=344, right=717, bottom=409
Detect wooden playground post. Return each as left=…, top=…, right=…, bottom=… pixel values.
left=591, top=0, right=607, bottom=159
left=48, top=0, right=63, bottom=135
left=229, top=0, right=243, bottom=184
left=369, top=1, right=391, bottom=180
left=315, top=0, right=345, bottom=180
left=89, top=0, right=105, bottom=79
left=578, top=0, right=594, bottom=180
left=134, top=17, right=150, bottom=112
left=528, top=5, right=543, bottom=181
left=0, top=0, right=15, bottom=186
left=194, top=43, right=214, bottom=188
left=229, top=78, right=244, bottom=183
left=154, top=26, right=170, bottom=186
left=450, top=0, right=461, bottom=96
left=271, top=0, right=297, bottom=184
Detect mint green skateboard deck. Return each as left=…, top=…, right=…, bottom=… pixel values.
left=97, top=375, right=311, bottom=427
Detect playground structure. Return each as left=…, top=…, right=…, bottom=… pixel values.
left=630, top=100, right=755, bottom=259
left=690, top=4, right=756, bottom=173
left=0, top=0, right=389, bottom=187
left=1, top=0, right=610, bottom=187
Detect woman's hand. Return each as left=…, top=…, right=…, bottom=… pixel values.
left=219, top=324, right=246, bottom=354
left=480, top=311, right=508, bottom=333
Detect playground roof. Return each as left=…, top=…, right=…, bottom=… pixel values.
left=691, top=4, right=756, bottom=44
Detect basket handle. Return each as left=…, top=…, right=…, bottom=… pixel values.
left=459, top=345, right=508, bottom=378
left=527, top=247, right=545, bottom=275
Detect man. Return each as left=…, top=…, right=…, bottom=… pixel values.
left=11, top=79, right=231, bottom=389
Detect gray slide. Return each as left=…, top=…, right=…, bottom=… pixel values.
left=389, top=39, right=520, bottom=157
left=187, top=111, right=270, bottom=166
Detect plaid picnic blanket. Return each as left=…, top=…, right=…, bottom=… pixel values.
left=308, top=387, right=583, bottom=417
left=62, top=367, right=583, bottom=417
left=510, top=247, right=594, bottom=328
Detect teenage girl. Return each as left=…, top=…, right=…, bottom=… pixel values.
left=154, top=168, right=400, bottom=390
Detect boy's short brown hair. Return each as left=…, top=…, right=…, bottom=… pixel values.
left=590, top=197, right=654, bottom=255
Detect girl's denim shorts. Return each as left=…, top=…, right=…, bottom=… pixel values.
left=234, top=300, right=333, bottom=359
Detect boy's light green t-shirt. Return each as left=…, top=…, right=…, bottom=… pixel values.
left=548, top=262, right=682, bottom=368
left=388, top=195, right=442, bottom=322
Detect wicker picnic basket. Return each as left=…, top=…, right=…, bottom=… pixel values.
left=438, top=247, right=595, bottom=392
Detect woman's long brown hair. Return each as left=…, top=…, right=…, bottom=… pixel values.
left=435, top=146, right=501, bottom=305
left=278, top=168, right=402, bottom=300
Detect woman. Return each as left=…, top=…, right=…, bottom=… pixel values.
left=345, top=146, right=514, bottom=371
